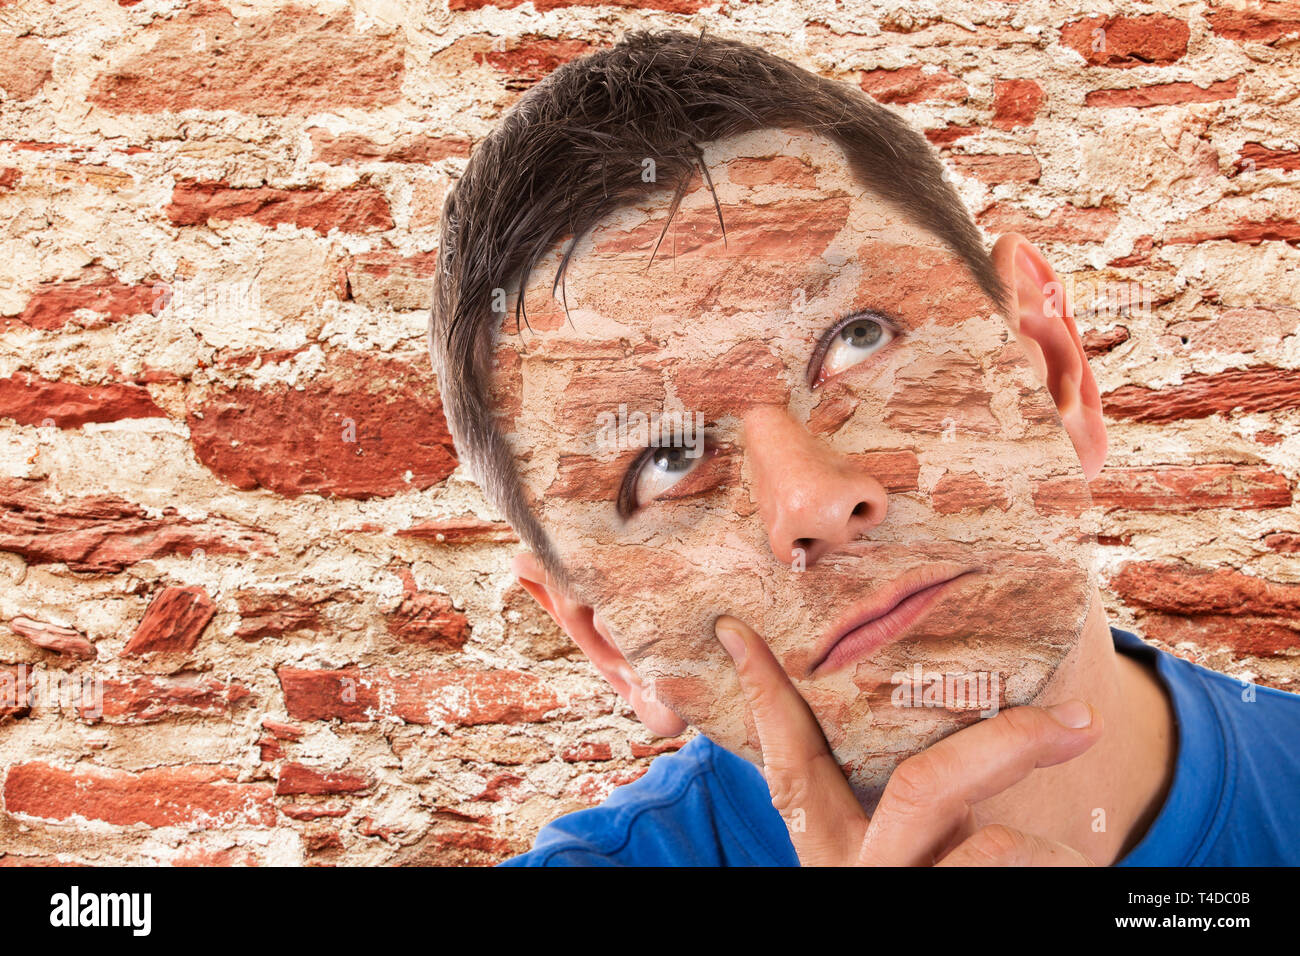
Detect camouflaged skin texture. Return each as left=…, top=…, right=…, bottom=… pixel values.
left=490, top=128, right=1100, bottom=806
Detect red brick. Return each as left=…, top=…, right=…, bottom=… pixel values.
left=275, top=762, right=370, bottom=796
left=394, top=518, right=519, bottom=545
left=992, top=79, right=1045, bottom=129
left=591, top=197, right=852, bottom=263
left=1235, top=142, right=1300, bottom=175
left=1111, top=560, right=1300, bottom=619
left=930, top=472, right=1010, bottom=514
left=1082, top=325, right=1130, bottom=357
left=122, top=586, right=217, bottom=656
left=948, top=153, right=1041, bottom=184
left=308, top=128, right=472, bottom=165
left=282, top=804, right=348, bottom=821
left=475, top=36, right=595, bottom=90
left=725, top=155, right=818, bottom=190
left=563, top=741, right=614, bottom=762
left=1208, top=3, right=1300, bottom=44
left=0, top=665, right=36, bottom=721
left=568, top=767, right=650, bottom=804
left=926, top=124, right=979, bottom=146
left=339, top=247, right=440, bottom=311
left=303, top=829, right=343, bottom=853
left=0, top=36, right=53, bottom=100
left=88, top=2, right=403, bottom=114
left=1059, top=15, right=1189, bottom=67
left=357, top=816, right=401, bottom=843
left=629, top=737, right=688, bottom=758
left=278, top=666, right=570, bottom=726
left=1263, top=532, right=1300, bottom=553
left=0, top=373, right=164, bottom=428
left=0, top=478, right=275, bottom=573
left=233, top=589, right=331, bottom=642
left=8, top=618, right=95, bottom=659
left=1163, top=213, right=1300, bottom=246
left=3, top=762, right=277, bottom=827
left=261, top=719, right=304, bottom=739
left=674, top=340, right=789, bottom=416
left=166, top=180, right=393, bottom=235
left=389, top=817, right=523, bottom=866
left=386, top=569, right=470, bottom=651
left=186, top=352, right=457, bottom=499
left=1085, top=79, right=1239, bottom=108
left=258, top=735, right=284, bottom=762
left=846, top=450, right=921, bottom=493
left=1102, top=366, right=1300, bottom=423
left=884, top=355, right=999, bottom=435
left=977, top=203, right=1119, bottom=243
left=450, top=0, right=707, bottom=10
left=474, top=771, right=526, bottom=802
left=1035, top=465, right=1291, bottom=512
left=92, top=674, right=253, bottom=722
left=12, top=265, right=162, bottom=331
left=170, top=846, right=260, bottom=867
left=859, top=66, right=967, bottom=104
left=1141, top=613, right=1299, bottom=657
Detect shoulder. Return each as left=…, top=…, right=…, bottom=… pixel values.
left=1113, top=626, right=1300, bottom=865
left=498, top=734, right=793, bottom=867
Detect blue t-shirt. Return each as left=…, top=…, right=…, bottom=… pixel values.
left=500, top=627, right=1300, bottom=866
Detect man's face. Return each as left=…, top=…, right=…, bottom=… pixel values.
left=491, top=128, right=1098, bottom=804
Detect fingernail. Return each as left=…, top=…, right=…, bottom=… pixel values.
left=1047, top=699, right=1092, bottom=729
left=715, top=617, right=747, bottom=665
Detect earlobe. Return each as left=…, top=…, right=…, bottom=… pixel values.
left=510, top=552, right=688, bottom=737
left=990, top=233, right=1109, bottom=480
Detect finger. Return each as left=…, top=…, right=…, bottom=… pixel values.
left=857, top=701, right=1103, bottom=866
left=936, top=824, right=1095, bottom=867
left=715, top=614, right=866, bottom=865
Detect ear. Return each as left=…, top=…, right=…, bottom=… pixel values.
left=990, top=233, right=1108, bottom=480
left=511, top=553, right=688, bottom=737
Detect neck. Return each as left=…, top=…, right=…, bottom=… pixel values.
left=972, top=586, right=1178, bottom=865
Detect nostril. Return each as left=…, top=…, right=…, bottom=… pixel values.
left=852, top=501, right=869, bottom=518
left=793, top=537, right=813, bottom=555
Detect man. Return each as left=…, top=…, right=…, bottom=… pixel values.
left=428, top=30, right=1300, bottom=866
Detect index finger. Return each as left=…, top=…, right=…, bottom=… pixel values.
left=715, top=614, right=866, bottom=866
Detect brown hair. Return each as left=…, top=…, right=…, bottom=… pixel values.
left=429, top=29, right=1009, bottom=588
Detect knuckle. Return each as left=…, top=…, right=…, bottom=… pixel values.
left=965, top=824, right=1030, bottom=866
left=744, top=676, right=780, bottom=715
left=763, top=764, right=812, bottom=810
left=885, top=753, right=950, bottom=813
left=994, top=705, right=1051, bottom=744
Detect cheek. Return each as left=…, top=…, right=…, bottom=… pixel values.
left=809, top=318, right=1095, bottom=543
left=558, top=541, right=767, bottom=751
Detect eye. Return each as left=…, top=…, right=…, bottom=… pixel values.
left=632, top=445, right=701, bottom=509
left=811, top=312, right=899, bottom=387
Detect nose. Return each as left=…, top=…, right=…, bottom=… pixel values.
left=743, top=405, right=889, bottom=567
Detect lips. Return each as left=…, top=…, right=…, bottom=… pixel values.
left=809, top=563, right=980, bottom=677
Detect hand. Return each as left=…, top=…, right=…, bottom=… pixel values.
left=714, top=614, right=1103, bottom=866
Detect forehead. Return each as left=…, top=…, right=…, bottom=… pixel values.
left=506, top=127, right=986, bottom=343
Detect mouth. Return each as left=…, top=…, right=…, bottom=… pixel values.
left=809, top=563, right=981, bottom=678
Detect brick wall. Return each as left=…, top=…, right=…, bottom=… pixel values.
left=0, top=0, right=1296, bottom=865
